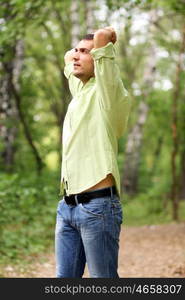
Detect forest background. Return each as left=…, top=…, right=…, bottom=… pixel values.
left=0, top=0, right=185, bottom=274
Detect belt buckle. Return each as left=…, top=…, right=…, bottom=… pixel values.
left=73, top=194, right=88, bottom=205
left=75, top=193, right=88, bottom=205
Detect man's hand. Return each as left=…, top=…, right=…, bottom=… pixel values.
left=103, top=27, right=117, bottom=44
left=94, top=27, right=117, bottom=49
left=64, top=49, right=74, bottom=64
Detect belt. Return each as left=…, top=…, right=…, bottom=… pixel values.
left=64, top=185, right=117, bottom=206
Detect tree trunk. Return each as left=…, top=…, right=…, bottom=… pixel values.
left=70, top=0, right=80, bottom=47
left=122, top=10, right=158, bottom=195
left=83, top=0, right=96, bottom=33
left=122, top=101, right=149, bottom=194
left=178, top=149, right=185, bottom=200
left=121, top=10, right=158, bottom=196
left=2, top=40, right=44, bottom=174
left=171, top=24, right=185, bottom=220
left=0, top=45, right=18, bottom=172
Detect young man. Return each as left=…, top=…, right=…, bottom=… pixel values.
left=55, top=27, right=131, bottom=278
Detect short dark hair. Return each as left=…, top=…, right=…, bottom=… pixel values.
left=82, top=33, right=94, bottom=40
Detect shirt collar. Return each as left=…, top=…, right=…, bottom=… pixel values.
left=81, top=76, right=95, bottom=90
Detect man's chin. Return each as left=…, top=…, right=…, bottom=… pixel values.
left=73, top=71, right=82, bottom=79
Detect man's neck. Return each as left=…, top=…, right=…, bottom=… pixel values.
left=81, top=76, right=94, bottom=85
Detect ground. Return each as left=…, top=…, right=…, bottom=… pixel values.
left=2, top=222, right=185, bottom=278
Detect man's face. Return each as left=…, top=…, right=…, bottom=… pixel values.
left=72, top=39, right=94, bottom=84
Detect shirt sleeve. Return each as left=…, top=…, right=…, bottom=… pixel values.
left=64, top=62, right=82, bottom=97
left=90, top=42, right=131, bottom=137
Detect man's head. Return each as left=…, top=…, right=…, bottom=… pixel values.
left=72, top=34, right=94, bottom=84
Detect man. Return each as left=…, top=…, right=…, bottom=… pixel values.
left=55, top=27, right=131, bottom=278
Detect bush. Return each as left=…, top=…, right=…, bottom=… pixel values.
left=0, top=170, right=60, bottom=264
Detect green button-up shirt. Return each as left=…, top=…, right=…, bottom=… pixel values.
left=60, top=42, right=130, bottom=197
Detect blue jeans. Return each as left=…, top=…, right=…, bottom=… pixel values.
left=55, top=187, right=123, bottom=278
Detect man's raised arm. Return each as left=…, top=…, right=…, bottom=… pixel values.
left=90, top=27, right=130, bottom=137
left=90, top=27, right=129, bottom=109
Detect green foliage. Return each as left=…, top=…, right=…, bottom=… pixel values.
left=123, top=194, right=185, bottom=226
left=0, top=170, right=60, bottom=263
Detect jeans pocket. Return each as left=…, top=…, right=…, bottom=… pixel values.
left=79, top=198, right=104, bottom=217
left=111, top=196, right=121, bottom=211
left=57, top=198, right=65, bottom=215
left=111, top=197, right=123, bottom=224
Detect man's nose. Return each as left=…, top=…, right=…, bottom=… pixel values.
left=73, top=51, right=80, bottom=60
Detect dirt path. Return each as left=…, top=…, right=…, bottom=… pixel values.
left=3, top=222, right=185, bottom=278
